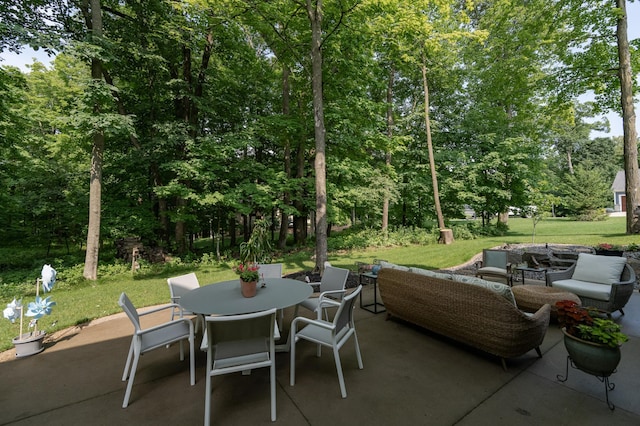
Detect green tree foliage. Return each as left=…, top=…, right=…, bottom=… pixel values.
left=0, top=0, right=637, bottom=270
left=561, top=164, right=611, bottom=220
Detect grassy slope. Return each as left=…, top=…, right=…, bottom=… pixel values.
left=1, top=216, right=637, bottom=352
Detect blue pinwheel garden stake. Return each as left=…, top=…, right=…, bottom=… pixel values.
left=3, top=264, right=57, bottom=344
left=25, top=264, right=57, bottom=338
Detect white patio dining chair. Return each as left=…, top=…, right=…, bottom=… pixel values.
left=296, top=265, right=350, bottom=321
left=258, top=263, right=284, bottom=327
left=290, top=285, right=363, bottom=398
left=118, top=292, right=195, bottom=408
left=204, top=308, right=277, bottom=425
left=167, top=272, right=203, bottom=333
left=257, top=263, right=283, bottom=281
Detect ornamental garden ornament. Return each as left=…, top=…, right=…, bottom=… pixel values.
left=3, top=265, right=57, bottom=357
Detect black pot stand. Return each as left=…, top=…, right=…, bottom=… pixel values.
left=556, top=337, right=617, bottom=411
left=556, top=353, right=617, bottom=410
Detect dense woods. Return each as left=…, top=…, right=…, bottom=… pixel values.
left=0, top=0, right=638, bottom=278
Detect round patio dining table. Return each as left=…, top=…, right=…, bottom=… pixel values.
left=180, top=278, right=313, bottom=352
left=180, top=278, right=313, bottom=316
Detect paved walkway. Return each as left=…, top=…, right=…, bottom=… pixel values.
left=2, top=284, right=640, bottom=425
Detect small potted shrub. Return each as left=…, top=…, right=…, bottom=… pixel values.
left=555, top=299, right=627, bottom=402
left=3, top=265, right=57, bottom=357
left=555, top=300, right=627, bottom=409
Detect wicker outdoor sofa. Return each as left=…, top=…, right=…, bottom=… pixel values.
left=377, top=265, right=551, bottom=369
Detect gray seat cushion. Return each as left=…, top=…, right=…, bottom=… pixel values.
left=551, top=279, right=611, bottom=302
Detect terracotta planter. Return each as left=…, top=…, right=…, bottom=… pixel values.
left=13, top=331, right=46, bottom=358
left=240, top=280, right=257, bottom=298
left=562, top=328, right=621, bottom=377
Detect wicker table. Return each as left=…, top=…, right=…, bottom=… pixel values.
left=512, top=285, right=581, bottom=318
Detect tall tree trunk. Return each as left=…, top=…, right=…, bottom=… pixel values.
left=616, top=0, right=640, bottom=233
left=566, top=149, right=574, bottom=174
left=293, top=136, right=308, bottom=243
left=306, top=0, right=328, bottom=272
left=83, top=0, right=104, bottom=280
left=278, top=65, right=291, bottom=249
left=229, top=215, right=237, bottom=247
left=421, top=54, right=449, bottom=239
left=383, top=66, right=394, bottom=231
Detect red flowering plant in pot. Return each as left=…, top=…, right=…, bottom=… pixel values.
left=555, top=300, right=627, bottom=348
left=234, top=263, right=260, bottom=298
left=593, top=243, right=625, bottom=256
left=234, top=263, right=260, bottom=283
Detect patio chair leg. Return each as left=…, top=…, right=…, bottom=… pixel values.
left=122, top=349, right=141, bottom=408
left=122, top=341, right=134, bottom=381
left=334, top=347, right=347, bottom=398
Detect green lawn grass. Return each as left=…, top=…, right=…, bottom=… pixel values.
left=1, top=216, right=637, bottom=352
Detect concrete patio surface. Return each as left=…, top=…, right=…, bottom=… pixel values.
left=1, top=282, right=640, bottom=426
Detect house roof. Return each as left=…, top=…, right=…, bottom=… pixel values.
left=612, top=170, right=625, bottom=191
left=611, top=170, right=640, bottom=192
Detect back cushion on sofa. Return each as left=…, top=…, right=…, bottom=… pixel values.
left=379, top=261, right=410, bottom=272
left=408, top=267, right=453, bottom=281
left=449, top=274, right=517, bottom=306
left=572, top=253, right=627, bottom=285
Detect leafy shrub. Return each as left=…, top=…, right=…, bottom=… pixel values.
left=327, top=226, right=439, bottom=251
left=574, top=209, right=609, bottom=221
left=451, top=224, right=477, bottom=240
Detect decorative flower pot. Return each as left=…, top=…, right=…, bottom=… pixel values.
left=240, top=280, right=257, bottom=298
left=562, top=329, right=621, bottom=377
left=12, top=331, right=46, bottom=358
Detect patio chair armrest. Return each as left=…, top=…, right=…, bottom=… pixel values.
left=318, top=290, right=345, bottom=308
left=290, top=316, right=334, bottom=332
left=546, top=264, right=576, bottom=286
left=611, top=280, right=635, bottom=306
left=529, top=303, right=551, bottom=323
left=136, top=317, right=194, bottom=336
left=138, top=303, right=182, bottom=317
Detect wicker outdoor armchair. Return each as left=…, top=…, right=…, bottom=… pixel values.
left=377, top=267, right=551, bottom=370
left=546, top=256, right=636, bottom=316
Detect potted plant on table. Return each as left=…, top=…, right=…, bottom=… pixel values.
left=3, top=265, right=57, bottom=357
left=555, top=300, right=627, bottom=409
left=234, top=218, right=273, bottom=298
left=234, top=262, right=260, bottom=298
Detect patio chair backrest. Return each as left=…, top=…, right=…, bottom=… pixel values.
left=320, top=265, right=350, bottom=293
left=119, top=293, right=141, bottom=332
left=167, top=272, right=200, bottom=304
left=483, top=249, right=508, bottom=269
left=333, top=285, right=361, bottom=332
left=257, top=263, right=283, bottom=279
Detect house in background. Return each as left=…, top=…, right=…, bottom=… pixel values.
left=612, top=170, right=626, bottom=212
